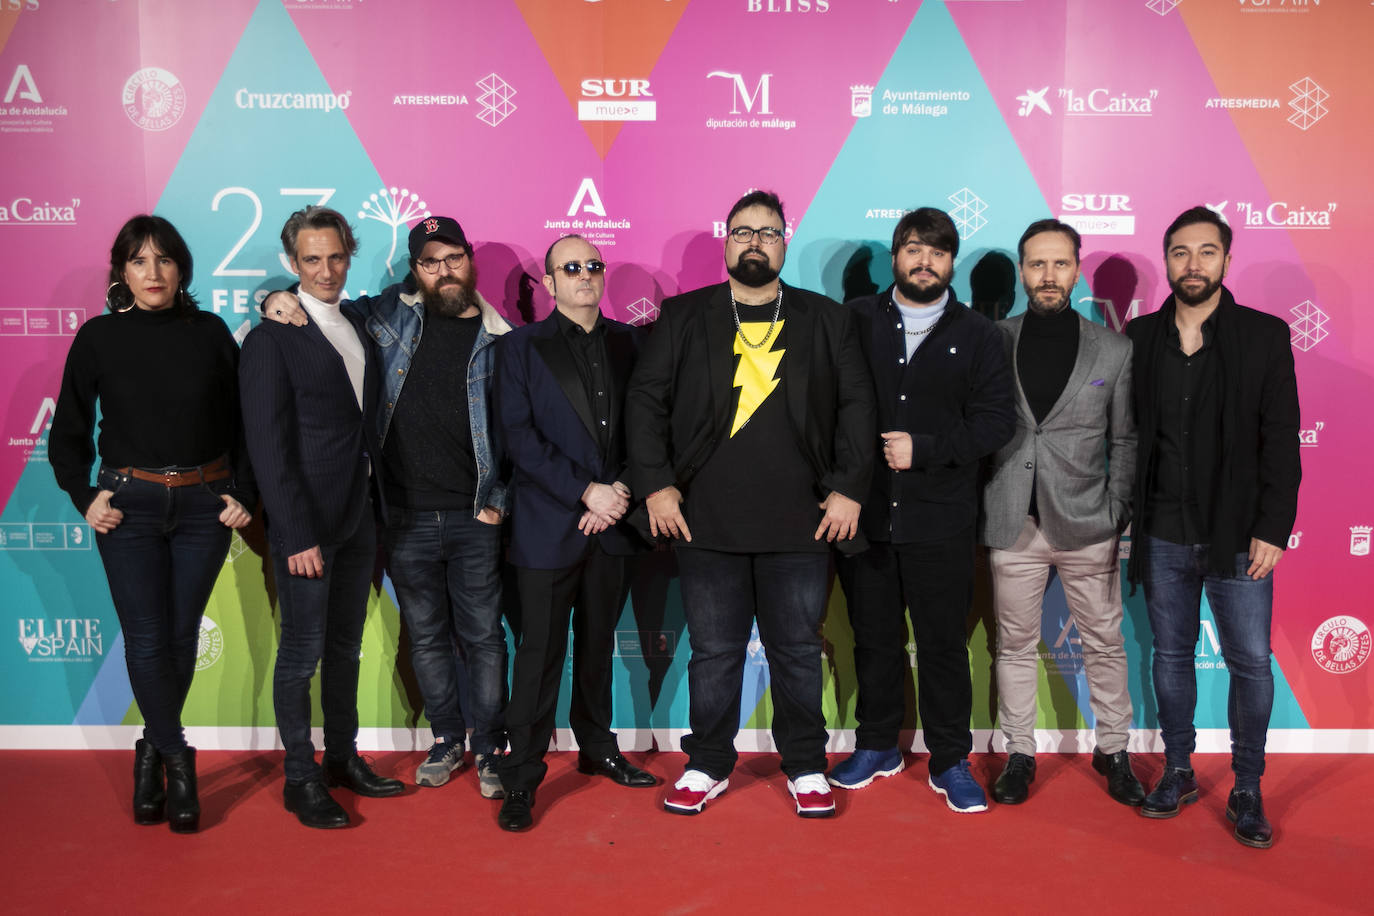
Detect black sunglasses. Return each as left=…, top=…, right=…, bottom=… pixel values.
left=558, top=260, right=606, bottom=276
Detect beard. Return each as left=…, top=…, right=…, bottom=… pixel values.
left=894, top=267, right=952, bottom=305
left=421, top=276, right=479, bottom=317
left=1169, top=272, right=1223, bottom=307
left=1023, top=281, right=1071, bottom=316
left=727, top=250, right=780, bottom=288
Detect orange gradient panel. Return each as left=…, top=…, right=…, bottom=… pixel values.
left=514, top=0, right=691, bottom=158
left=0, top=10, right=21, bottom=51
left=1178, top=4, right=1372, bottom=360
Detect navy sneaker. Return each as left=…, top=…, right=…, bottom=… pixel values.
left=928, top=760, right=988, bottom=813
left=827, top=748, right=904, bottom=790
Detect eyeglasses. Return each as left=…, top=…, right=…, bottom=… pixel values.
left=557, top=260, right=606, bottom=276
left=415, top=253, right=468, bottom=274
left=729, top=226, right=784, bottom=245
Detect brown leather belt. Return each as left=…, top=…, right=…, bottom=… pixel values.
left=119, top=456, right=231, bottom=488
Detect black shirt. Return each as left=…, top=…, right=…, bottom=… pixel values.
left=48, top=307, right=254, bottom=514
left=553, top=308, right=611, bottom=455
left=1017, top=306, right=1079, bottom=517
left=1147, top=314, right=1219, bottom=545
left=382, top=310, right=479, bottom=510
left=1017, top=306, right=1079, bottom=423
left=680, top=302, right=824, bottom=553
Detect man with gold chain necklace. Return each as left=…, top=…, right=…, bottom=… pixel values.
left=626, top=190, right=875, bottom=819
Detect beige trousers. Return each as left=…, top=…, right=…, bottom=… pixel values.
left=989, top=516, right=1133, bottom=756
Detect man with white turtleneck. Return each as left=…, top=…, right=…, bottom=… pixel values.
left=831, top=207, right=1014, bottom=814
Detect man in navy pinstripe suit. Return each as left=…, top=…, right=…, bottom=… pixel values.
left=240, top=206, right=403, bottom=829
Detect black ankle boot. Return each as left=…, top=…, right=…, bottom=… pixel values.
left=132, top=739, right=165, bottom=825
left=162, top=747, right=201, bottom=833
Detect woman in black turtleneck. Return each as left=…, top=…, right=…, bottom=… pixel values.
left=48, top=215, right=256, bottom=834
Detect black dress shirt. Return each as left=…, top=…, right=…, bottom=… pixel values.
left=553, top=309, right=611, bottom=455
left=1147, top=314, right=1219, bottom=545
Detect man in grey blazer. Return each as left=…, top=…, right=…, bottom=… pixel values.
left=979, top=219, right=1144, bottom=808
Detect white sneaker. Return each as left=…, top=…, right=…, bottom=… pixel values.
left=663, top=769, right=729, bottom=815
left=787, top=772, right=836, bottom=818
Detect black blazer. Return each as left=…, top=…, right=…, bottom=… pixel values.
left=497, top=311, right=643, bottom=570
left=239, top=311, right=382, bottom=557
left=624, top=281, right=876, bottom=549
left=1125, top=288, right=1300, bottom=581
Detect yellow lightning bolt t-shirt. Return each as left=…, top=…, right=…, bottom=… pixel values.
left=676, top=303, right=826, bottom=554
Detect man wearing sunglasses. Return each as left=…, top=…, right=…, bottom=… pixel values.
left=494, top=234, right=655, bottom=832
left=626, top=190, right=875, bottom=819
left=261, top=216, right=514, bottom=802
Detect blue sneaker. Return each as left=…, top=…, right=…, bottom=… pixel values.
left=928, top=760, right=988, bottom=813
left=826, top=747, right=904, bottom=789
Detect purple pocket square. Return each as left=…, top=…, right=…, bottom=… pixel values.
left=1090, top=378, right=1106, bottom=387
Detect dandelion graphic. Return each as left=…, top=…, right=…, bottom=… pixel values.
left=358, top=187, right=431, bottom=276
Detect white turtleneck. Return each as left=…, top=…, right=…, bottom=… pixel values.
left=298, top=289, right=365, bottom=410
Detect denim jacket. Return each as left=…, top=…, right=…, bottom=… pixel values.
left=344, top=280, right=513, bottom=516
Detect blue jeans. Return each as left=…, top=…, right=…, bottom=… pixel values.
left=272, top=505, right=377, bottom=785
left=675, top=548, right=829, bottom=781
left=1143, top=536, right=1274, bottom=790
left=385, top=509, right=507, bottom=755
left=96, top=469, right=232, bottom=755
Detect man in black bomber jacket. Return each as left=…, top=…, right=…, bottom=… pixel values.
left=828, top=207, right=1014, bottom=813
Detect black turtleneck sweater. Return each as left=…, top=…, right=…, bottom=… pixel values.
left=49, top=307, right=255, bottom=515
left=1016, top=305, right=1079, bottom=423
left=1016, top=305, right=1079, bottom=517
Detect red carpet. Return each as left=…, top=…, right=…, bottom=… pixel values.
left=5, top=750, right=1370, bottom=914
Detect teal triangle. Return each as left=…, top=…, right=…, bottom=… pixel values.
left=784, top=0, right=1061, bottom=309
left=154, top=0, right=392, bottom=340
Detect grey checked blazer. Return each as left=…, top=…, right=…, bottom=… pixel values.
left=978, top=313, right=1135, bottom=551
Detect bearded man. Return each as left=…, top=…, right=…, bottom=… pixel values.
left=828, top=207, right=1014, bottom=815
left=978, top=219, right=1143, bottom=810
left=263, top=216, right=513, bottom=800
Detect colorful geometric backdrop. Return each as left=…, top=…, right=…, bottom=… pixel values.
left=3, top=0, right=1370, bottom=752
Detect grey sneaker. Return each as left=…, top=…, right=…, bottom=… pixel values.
left=476, top=753, right=505, bottom=800
left=415, top=737, right=464, bottom=788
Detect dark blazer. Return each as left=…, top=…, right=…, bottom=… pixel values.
left=624, top=281, right=876, bottom=551
left=1125, top=287, right=1300, bottom=581
left=239, top=311, right=382, bottom=558
left=980, top=313, right=1135, bottom=551
left=497, top=311, right=643, bottom=570
left=847, top=289, right=1014, bottom=545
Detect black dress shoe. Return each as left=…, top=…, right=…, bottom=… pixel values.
left=991, top=753, right=1036, bottom=805
left=162, top=747, right=200, bottom=834
left=132, top=738, right=166, bottom=825
left=1226, top=789, right=1274, bottom=849
left=576, top=752, right=658, bottom=787
left=284, top=780, right=350, bottom=829
left=323, top=755, right=404, bottom=798
left=498, top=789, right=535, bottom=832
left=1140, top=766, right=1199, bottom=818
left=1092, top=748, right=1146, bottom=807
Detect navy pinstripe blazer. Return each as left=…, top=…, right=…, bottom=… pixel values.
left=239, top=312, right=382, bottom=557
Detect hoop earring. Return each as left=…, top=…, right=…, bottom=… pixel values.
left=106, top=281, right=135, bottom=313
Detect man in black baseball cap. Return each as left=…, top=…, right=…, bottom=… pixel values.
left=262, top=218, right=514, bottom=801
